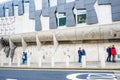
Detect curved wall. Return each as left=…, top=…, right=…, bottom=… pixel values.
left=0, top=22, right=120, bottom=63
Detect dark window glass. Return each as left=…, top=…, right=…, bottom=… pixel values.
left=75, top=9, right=86, bottom=24
left=58, top=12, right=66, bottom=26
left=77, top=14, right=86, bottom=23
left=59, top=17, right=66, bottom=26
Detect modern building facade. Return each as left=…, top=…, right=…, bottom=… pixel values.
left=0, top=0, right=120, bottom=64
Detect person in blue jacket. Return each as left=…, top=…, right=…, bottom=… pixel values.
left=82, top=49, right=86, bottom=56
left=22, top=52, right=27, bottom=64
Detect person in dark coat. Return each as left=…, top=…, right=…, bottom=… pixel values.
left=78, top=48, right=82, bottom=63
left=106, top=46, right=112, bottom=62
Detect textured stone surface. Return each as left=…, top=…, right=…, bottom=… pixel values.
left=0, top=22, right=120, bottom=62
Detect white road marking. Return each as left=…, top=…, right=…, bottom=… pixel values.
left=6, top=78, right=17, bottom=80
left=87, top=73, right=117, bottom=80
left=66, top=73, right=117, bottom=80
left=66, top=73, right=87, bottom=80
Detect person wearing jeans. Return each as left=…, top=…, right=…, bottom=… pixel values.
left=78, top=48, right=82, bottom=63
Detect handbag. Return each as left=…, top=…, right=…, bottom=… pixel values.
left=117, top=54, right=120, bottom=58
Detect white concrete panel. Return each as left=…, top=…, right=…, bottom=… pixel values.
left=94, top=0, right=112, bottom=25
left=39, top=45, right=54, bottom=63
left=14, top=13, right=35, bottom=34
left=34, top=0, right=42, bottom=10
left=50, top=0, right=57, bottom=7
left=14, top=6, right=18, bottom=16
left=24, top=2, right=29, bottom=13
left=66, top=0, right=75, bottom=3
left=0, top=0, right=10, bottom=3
left=41, top=16, right=50, bottom=31
left=0, top=0, right=7, bottom=3
left=13, top=47, right=22, bottom=63
left=55, top=45, right=69, bottom=62
left=5, top=9, right=9, bottom=17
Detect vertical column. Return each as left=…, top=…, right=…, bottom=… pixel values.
left=21, top=37, right=27, bottom=52
left=36, top=34, right=42, bottom=67
left=9, top=38, right=14, bottom=49
left=16, top=49, right=21, bottom=67
left=98, top=41, right=106, bottom=68
left=51, top=57, right=55, bottom=67
left=100, top=51, right=106, bottom=68
left=9, top=39, right=12, bottom=67
left=36, top=34, right=42, bottom=50
left=38, top=58, right=42, bottom=67
left=27, top=54, right=30, bottom=67
left=0, top=53, right=4, bottom=66
left=66, top=55, right=70, bottom=67
left=9, top=38, right=17, bottom=62
left=52, top=33, right=59, bottom=67
left=1, top=57, right=3, bottom=66
left=82, top=56, right=86, bottom=68
left=17, top=54, right=20, bottom=67
left=9, top=38, right=20, bottom=67
left=8, top=58, right=12, bottom=67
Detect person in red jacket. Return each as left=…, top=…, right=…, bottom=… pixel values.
left=111, top=45, right=117, bottom=62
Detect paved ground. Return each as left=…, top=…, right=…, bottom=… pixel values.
left=0, top=61, right=120, bottom=80
left=1, top=61, right=120, bottom=70
left=0, top=69, right=120, bottom=80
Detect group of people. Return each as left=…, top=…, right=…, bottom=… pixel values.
left=78, top=45, right=117, bottom=63
left=106, top=45, right=117, bottom=62
left=78, top=48, right=86, bottom=63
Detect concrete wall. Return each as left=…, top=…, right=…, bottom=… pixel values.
left=1, top=41, right=120, bottom=64
left=14, top=3, right=35, bottom=34
left=14, top=13, right=35, bottom=34
left=0, top=22, right=120, bottom=63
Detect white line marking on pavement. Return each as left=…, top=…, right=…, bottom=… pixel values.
left=6, top=78, right=17, bottom=80
left=66, top=73, right=118, bottom=80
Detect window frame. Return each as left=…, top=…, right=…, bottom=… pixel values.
left=24, top=2, right=29, bottom=13
left=56, top=12, right=66, bottom=27
left=74, top=8, right=87, bottom=25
